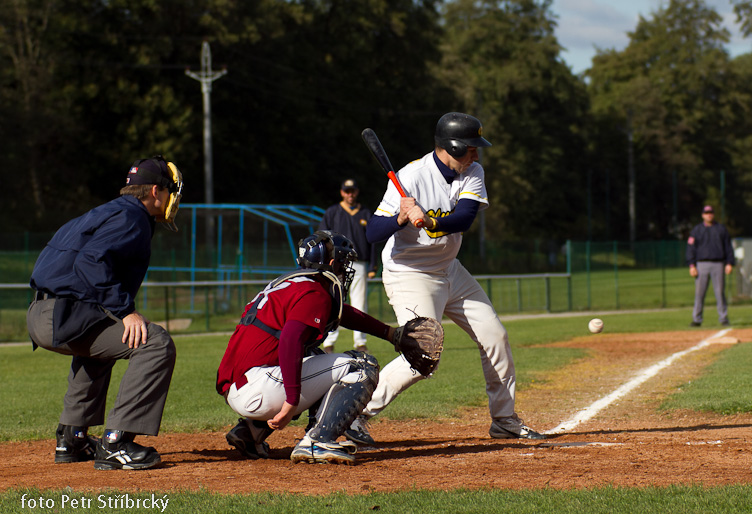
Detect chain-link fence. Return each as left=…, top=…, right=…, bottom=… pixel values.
left=2, top=227, right=749, bottom=341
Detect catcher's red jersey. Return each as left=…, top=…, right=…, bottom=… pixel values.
left=216, top=275, right=332, bottom=395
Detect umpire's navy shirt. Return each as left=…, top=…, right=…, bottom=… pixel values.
left=685, top=222, right=735, bottom=266
left=30, top=195, right=155, bottom=318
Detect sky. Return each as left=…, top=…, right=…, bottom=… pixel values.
left=552, top=0, right=751, bottom=74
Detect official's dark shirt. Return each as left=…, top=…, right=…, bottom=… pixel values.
left=30, top=195, right=155, bottom=318
left=685, top=222, right=735, bottom=266
left=318, top=203, right=377, bottom=271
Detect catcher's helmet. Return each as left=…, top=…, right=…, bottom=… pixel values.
left=297, top=230, right=358, bottom=296
left=434, top=112, right=492, bottom=158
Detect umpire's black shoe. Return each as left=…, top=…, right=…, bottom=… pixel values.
left=55, top=424, right=99, bottom=463
left=93, top=430, right=161, bottom=470
left=226, top=418, right=270, bottom=459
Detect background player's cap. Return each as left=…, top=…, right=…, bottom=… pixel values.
left=341, top=179, right=358, bottom=191
left=702, top=205, right=714, bottom=213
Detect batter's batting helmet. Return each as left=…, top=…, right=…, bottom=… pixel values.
left=297, top=230, right=358, bottom=296
left=434, top=112, right=492, bottom=158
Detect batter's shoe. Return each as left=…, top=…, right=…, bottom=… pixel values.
left=344, top=415, right=375, bottom=445
left=55, top=424, right=99, bottom=463
left=290, top=436, right=356, bottom=465
left=490, top=415, right=546, bottom=440
left=226, top=418, right=270, bottom=459
left=93, top=430, right=161, bottom=470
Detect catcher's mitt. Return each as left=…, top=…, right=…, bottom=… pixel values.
left=391, top=317, right=444, bottom=376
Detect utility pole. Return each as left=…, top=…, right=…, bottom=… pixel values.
left=626, top=109, right=636, bottom=244
left=186, top=41, right=226, bottom=252
left=186, top=41, right=227, bottom=206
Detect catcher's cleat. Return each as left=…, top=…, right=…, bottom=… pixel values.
left=93, top=430, right=161, bottom=470
left=290, top=436, right=355, bottom=465
left=344, top=415, right=375, bottom=445
left=489, top=416, right=546, bottom=440
left=226, top=418, right=270, bottom=459
left=55, top=424, right=99, bottom=464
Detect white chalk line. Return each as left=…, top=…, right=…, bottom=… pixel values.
left=544, top=328, right=733, bottom=435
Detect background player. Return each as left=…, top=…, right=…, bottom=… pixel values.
left=345, top=112, right=545, bottom=445
left=318, top=178, right=378, bottom=353
left=217, top=230, right=394, bottom=465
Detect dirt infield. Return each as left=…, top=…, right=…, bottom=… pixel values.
left=4, top=328, right=752, bottom=494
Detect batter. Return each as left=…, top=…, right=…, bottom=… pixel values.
left=345, top=112, right=545, bottom=444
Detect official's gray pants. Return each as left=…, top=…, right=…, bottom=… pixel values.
left=692, top=261, right=728, bottom=324
left=27, top=298, right=176, bottom=435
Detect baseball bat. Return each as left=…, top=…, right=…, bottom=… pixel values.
left=361, top=128, right=424, bottom=228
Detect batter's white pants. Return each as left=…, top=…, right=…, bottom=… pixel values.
left=323, top=261, right=368, bottom=348
left=363, top=259, right=517, bottom=420
left=225, top=354, right=358, bottom=421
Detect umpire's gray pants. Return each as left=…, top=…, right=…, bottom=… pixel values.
left=27, top=298, right=176, bottom=435
left=692, top=261, right=728, bottom=324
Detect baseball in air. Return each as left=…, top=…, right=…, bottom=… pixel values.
left=588, top=318, right=604, bottom=334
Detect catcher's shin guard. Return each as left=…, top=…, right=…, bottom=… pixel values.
left=306, top=353, right=379, bottom=443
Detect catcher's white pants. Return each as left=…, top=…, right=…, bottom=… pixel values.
left=363, top=259, right=517, bottom=420
left=323, top=261, right=368, bottom=348
left=225, top=354, right=357, bottom=420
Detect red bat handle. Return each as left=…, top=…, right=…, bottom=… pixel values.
left=362, top=127, right=426, bottom=229
left=387, top=171, right=424, bottom=228
left=387, top=171, right=408, bottom=197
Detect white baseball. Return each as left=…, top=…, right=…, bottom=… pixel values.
left=588, top=318, right=604, bottom=334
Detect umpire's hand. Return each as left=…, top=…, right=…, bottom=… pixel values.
left=123, top=311, right=149, bottom=349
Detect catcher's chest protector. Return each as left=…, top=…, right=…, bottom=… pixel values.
left=240, top=269, right=345, bottom=340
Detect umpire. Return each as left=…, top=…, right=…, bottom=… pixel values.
left=686, top=205, right=735, bottom=327
left=26, top=156, right=183, bottom=470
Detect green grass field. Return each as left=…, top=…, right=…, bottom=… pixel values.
left=3, top=307, right=752, bottom=511
left=3, top=485, right=752, bottom=514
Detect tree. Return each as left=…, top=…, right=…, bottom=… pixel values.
left=587, top=0, right=739, bottom=239
left=0, top=0, right=73, bottom=224
left=436, top=0, right=590, bottom=244
left=205, top=0, right=449, bottom=210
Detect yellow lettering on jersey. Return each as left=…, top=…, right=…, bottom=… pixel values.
left=425, top=208, right=451, bottom=238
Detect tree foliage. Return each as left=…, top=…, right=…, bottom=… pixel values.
left=0, top=0, right=751, bottom=251
left=436, top=0, right=590, bottom=241
left=587, top=0, right=744, bottom=238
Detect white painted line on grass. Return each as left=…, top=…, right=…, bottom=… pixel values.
left=544, top=328, right=732, bottom=435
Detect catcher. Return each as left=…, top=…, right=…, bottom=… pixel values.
left=216, top=230, right=442, bottom=465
